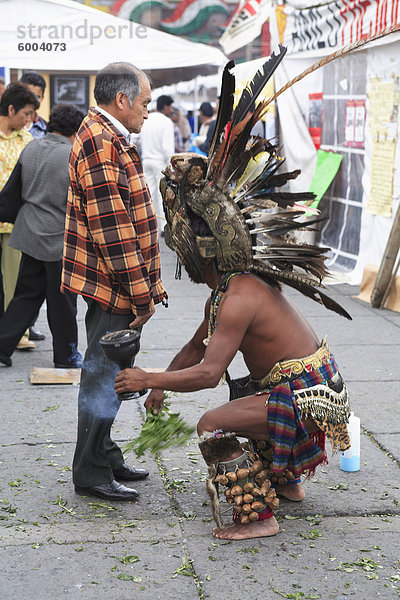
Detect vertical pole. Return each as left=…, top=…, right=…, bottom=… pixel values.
left=371, top=202, right=400, bottom=308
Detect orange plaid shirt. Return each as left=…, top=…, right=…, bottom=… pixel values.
left=62, top=109, right=166, bottom=315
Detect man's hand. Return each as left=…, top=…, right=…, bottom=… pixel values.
left=129, top=307, right=155, bottom=329
left=115, top=366, right=148, bottom=394
left=144, top=389, right=165, bottom=415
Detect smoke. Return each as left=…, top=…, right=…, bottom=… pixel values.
left=78, top=355, right=121, bottom=421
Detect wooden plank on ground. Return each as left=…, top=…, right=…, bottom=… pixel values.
left=30, top=366, right=164, bottom=385
left=30, top=367, right=81, bottom=385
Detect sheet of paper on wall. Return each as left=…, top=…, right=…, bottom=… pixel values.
left=368, top=77, right=397, bottom=137
left=367, top=139, right=397, bottom=217
left=367, top=77, right=399, bottom=217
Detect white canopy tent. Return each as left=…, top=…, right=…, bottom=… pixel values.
left=0, top=0, right=226, bottom=86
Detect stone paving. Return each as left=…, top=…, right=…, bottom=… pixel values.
left=0, top=240, right=399, bottom=600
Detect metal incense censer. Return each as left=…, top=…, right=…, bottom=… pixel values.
left=99, top=329, right=147, bottom=401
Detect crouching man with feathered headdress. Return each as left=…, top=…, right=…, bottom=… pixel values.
left=114, top=148, right=352, bottom=540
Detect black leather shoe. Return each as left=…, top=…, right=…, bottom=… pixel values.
left=74, top=479, right=139, bottom=501
left=0, top=350, right=12, bottom=367
left=29, top=327, right=46, bottom=341
left=113, top=463, right=149, bottom=481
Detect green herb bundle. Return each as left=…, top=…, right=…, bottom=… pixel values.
left=124, top=404, right=195, bottom=457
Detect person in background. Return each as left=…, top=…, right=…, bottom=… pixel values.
left=193, top=102, right=214, bottom=150
left=61, top=62, right=167, bottom=502
left=0, top=104, right=84, bottom=369
left=19, top=71, right=47, bottom=139
left=19, top=71, right=49, bottom=342
left=170, top=107, right=184, bottom=153
left=197, top=102, right=214, bottom=138
left=186, top=110, right=195, bottom=133
left=0, top=78, right=5, bottom=102
left=140, top=94, right=175, bottom=234
left=199, top=100, right=264, bottom=156
left=177, top=108, right=192, bottom=152
left=199, top=98, right=219, bottom=155
left=0, top=83, right=38, bottom=349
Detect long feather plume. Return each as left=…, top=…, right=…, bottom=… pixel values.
left=217, top=116, right=255, bottom=184
left=207, top=60, right=235, bottom=161
left=232, top=44, right=287, bottom=125
left=246, top=193, right=316, bottom=210
left=253, top=260, right=352, bottom=320
left=210, top=45, right=287, bottom=183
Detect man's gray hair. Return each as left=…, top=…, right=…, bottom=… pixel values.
left=94, top=62, right=148, bottom=105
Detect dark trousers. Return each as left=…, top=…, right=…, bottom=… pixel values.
left=0, top=253, right=78, bottom=364
left=72, top=299, right=139, bottom=488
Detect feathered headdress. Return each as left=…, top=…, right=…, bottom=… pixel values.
left=160, top=23, right=400, bottom=320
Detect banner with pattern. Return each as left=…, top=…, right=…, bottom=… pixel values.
left=281, top=0, right=400, bottom=54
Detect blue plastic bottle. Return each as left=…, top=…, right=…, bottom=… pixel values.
left=340, top=412, right=360, bottom=472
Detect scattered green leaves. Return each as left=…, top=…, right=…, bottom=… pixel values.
left=52, top=494, right=75, bottom=515
left=117, top=573, right=135, bottom=581
left=269, top=579, right=321, bottom=599
left=119, top=554, right=139, bottom=565
left=120, top=520, right=137, bottom=529
left=42, top=403, right=60, bottom=412
left=8, top=480, right=21, bottom=488
left=305, top=514, right=323, bottom=527
left=299, top=529, right=322, bottom=540
left=328, top=483, right=348, bottom=491
left=172, top=557, right=193, bottom=578
left=88, top=502, right=117, bottom=512
left=338, top=556, right=383, bottom=579
left=1, top=503, right=17, bottom=515
left=237, top=547, right=260, bottom=555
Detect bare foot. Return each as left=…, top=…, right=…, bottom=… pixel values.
left=212, top=516, right=279, bottom=540
left=274, top=481, right=305, bottom=502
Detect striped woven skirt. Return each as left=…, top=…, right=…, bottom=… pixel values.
left=228, top=338, right=351, bottom=478
left=254, top=338, right=351, bottom=477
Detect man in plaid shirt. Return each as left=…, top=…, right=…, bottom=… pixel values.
left=62, top=62, right=167, bottom=502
